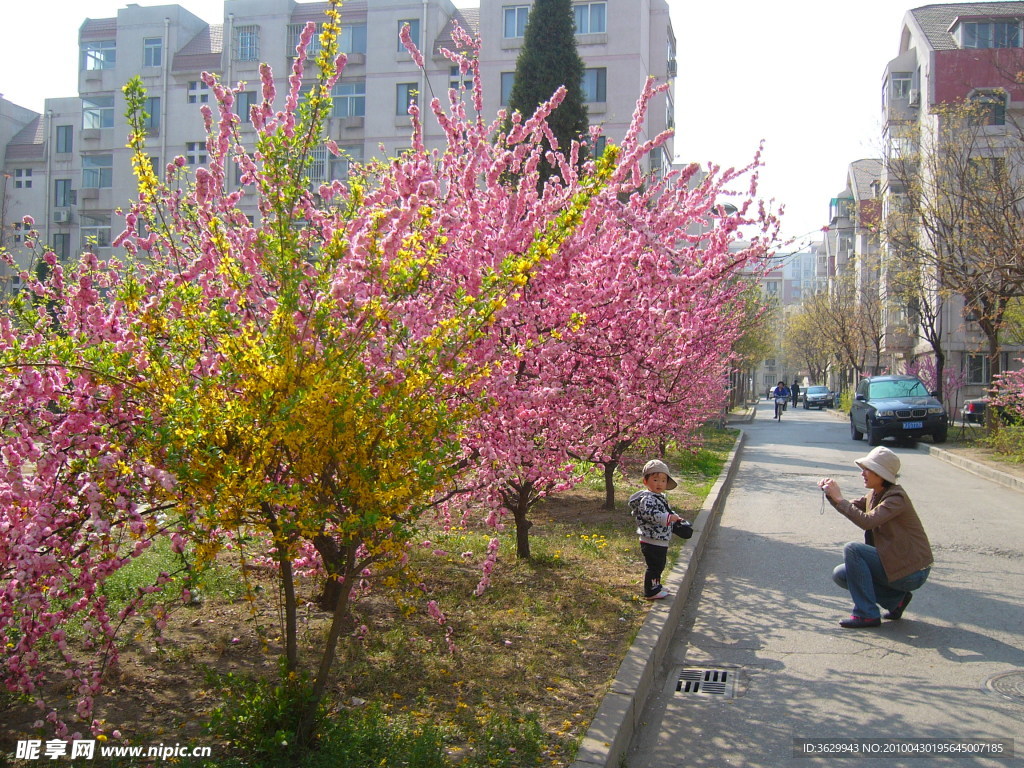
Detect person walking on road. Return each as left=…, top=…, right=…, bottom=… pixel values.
left=791, top=379, right=800, bottom=408
left=817, top=447, right=933, bottom=628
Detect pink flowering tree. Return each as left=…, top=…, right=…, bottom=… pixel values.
left=905, top=356, right=967, bottom=416
left=454, top=82, right=777, bottom=553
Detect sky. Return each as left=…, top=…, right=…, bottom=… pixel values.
left=0, top=0, right=912, bottom=245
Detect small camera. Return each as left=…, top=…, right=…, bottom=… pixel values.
left=671, top=520, right=693, bottom=539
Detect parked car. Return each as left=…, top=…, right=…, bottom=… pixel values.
left=849, top=375, right=948, bottom=445
left=962, top=397, right=988, bottom=424
left=802, top=385, right=834, bottom=410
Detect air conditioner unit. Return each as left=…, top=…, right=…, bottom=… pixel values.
left=908, top=88, right=920, bottom=106
left=54, top=208, right=72, bottom=224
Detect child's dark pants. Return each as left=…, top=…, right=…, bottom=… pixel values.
left=640, top=542, right=668, bottom=597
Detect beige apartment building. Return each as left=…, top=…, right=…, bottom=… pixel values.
left=824, top=1, right=1024, bottom=399
left=1, top=0, right=676, bottom=294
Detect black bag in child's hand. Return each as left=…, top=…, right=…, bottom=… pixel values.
left=672, top=520, right=694, bottom=539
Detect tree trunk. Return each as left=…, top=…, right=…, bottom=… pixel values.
left=933, top=349, right=946, bottom=402
left=511, top=482, right=533, bottom=559
left=263, top=503, right=299, bottom=671
left=602, top=459, right=618, bottom=511
left=295, top=534, right=357, bottom=747
left=279, top=553, right=299, bottom=672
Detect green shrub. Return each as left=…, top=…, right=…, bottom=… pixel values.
left=204, top=659, right=324, bottom=766
left=839, top=390, right=854, bottom=413
left=984, top=422, right=1024, bottom=463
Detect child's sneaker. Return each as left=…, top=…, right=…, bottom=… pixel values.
left=645, top=587, right=671, bottom=600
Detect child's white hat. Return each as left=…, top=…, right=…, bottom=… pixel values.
left=642, top=459, right=678, bottom=490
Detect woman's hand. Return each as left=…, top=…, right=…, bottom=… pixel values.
left=818, top=477, right=842, bottom=502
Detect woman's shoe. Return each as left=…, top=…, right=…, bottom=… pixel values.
left=839, top=615, right=881, bottom=628
left=884, top=591, right=912, bottom=620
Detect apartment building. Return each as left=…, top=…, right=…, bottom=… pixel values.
left=814, top=2, right=1024, bottom=397
left=0, top=0, right=676, bottom=294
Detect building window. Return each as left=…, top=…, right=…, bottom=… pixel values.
left=961, top=21, right=1020, bottom=49
left=56, top=125, right=73, bottom=153
left=503, top=6, right=530, bottom=38
left=970, top=91, right=1007, bottom=126
left=288, top=23, right=323, bottom=56
left=396, top=83, right=418, bottom=115
left=144, top=37, right=163, bottom=67
left=340, top=23, right=367, bottom=54
left=82, top=96, right=115, bottom=129
left=82, top=154, right=113, bottom=188
left=187, top=81, right=210, bottom=104
left=80, top=40, right=116, bottom=71
left=330, top=145, right=363, bottom=181
left=80, top=215, right=112, bottom=249
left=891, top=72, right=912, bottom=99
left=185, top=142, right=208, bottom=166
left=145, top=96, right=160, bottom=132
left=52, top=233, right=71, bottom=261
left=236, top=90, right=257, bottom=122
left=964, top=353, right=1011, bottom=384
left=574, top=2, right=606, bottom=34
left=331, top=81, right=366, bottom=118
left=582, top=67, right=607, bottom=103
left=235, top=26, right=260, bottom=61
left=397, top=18, right=420, bottom=52
left=500, top=72, right=515, bottom=105
left=306, top=146, right=329, bottom=186
left=966, top=354, right=990, bottom=384
left=889, top=135, right=914, bottom=159
left=14, top=169, right=32, bottom=189
left=54, top=178, right=74, bottom=207
left=450, top=65, right=473, bottom=93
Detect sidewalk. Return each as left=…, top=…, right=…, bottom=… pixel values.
left=570, top=401, right=1024, bottom=768
left=567, top=429, right=746, bottom=768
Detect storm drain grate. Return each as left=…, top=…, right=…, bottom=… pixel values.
left=676, top=667, right=737, bottom=698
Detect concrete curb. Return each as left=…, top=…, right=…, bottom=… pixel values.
left=568, top=430, right=747, bottom=768
left=915, top=442, right=1024, bottom=493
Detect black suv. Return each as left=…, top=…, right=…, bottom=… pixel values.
left=850, top=375, right=948, bottom=445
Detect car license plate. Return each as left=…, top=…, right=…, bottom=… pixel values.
left=903, top=421, right=923, bottom=430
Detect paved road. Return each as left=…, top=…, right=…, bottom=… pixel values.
left=626, top=400, right=1024, bottom=767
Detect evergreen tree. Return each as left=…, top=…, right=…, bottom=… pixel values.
left=506, top=0, right=589, bottom=180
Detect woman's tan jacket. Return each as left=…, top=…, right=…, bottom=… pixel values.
left=829, top=484, right=933, bottom=581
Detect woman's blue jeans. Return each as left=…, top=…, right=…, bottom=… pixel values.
left=832, top=542, right=930, bottom=619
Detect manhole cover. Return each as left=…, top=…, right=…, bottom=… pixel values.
left=676, top=667, right=737, bottom=698
left=985, top=670, right=1024, bottom=702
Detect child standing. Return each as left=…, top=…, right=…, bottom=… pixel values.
left=629, top=459, right=691, bottom=600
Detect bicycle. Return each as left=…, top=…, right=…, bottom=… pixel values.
left=775, top=396, right=787, bottom=421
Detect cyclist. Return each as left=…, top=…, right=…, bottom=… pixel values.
left=773, top=380, right=791, bottom=420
